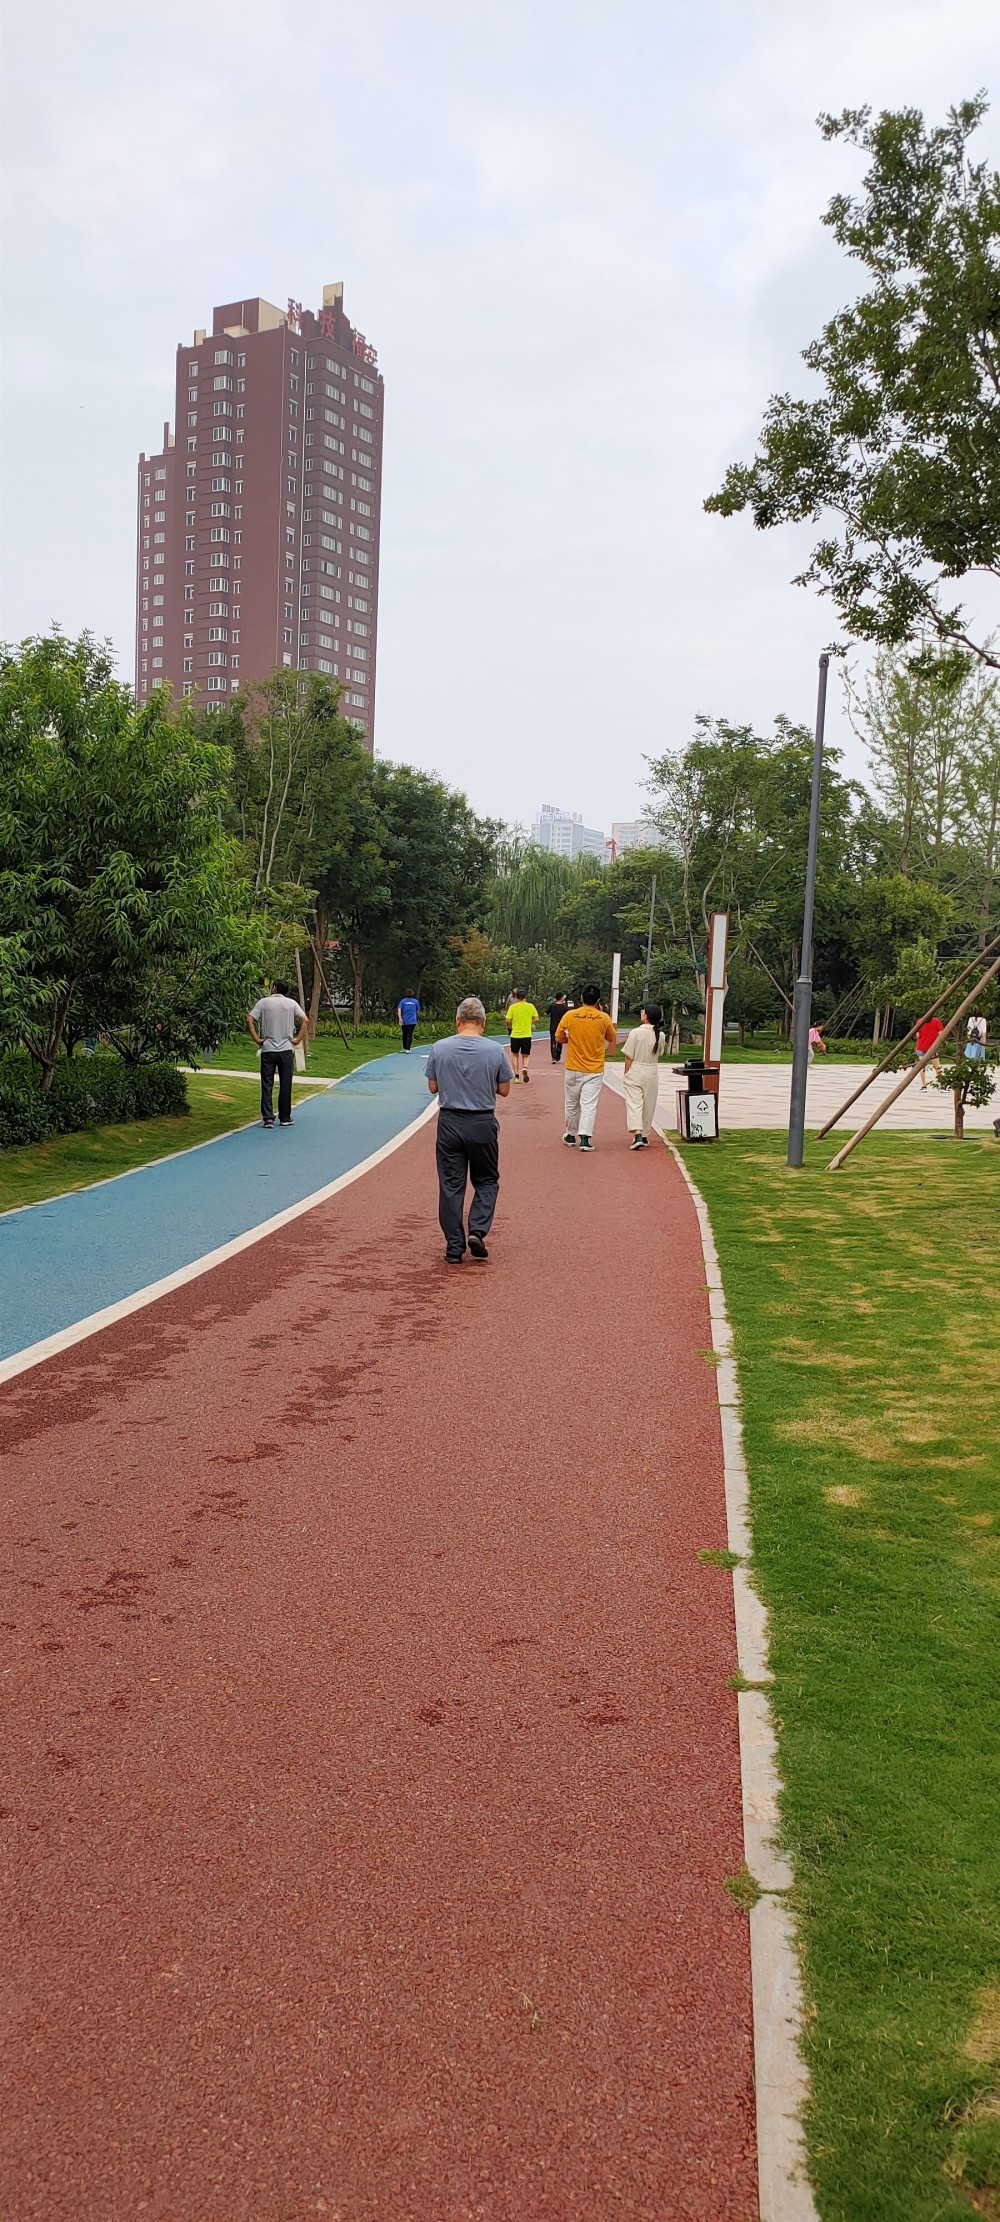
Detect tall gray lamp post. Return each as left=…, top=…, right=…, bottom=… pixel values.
left=787, top=652, right=830, bottom=1168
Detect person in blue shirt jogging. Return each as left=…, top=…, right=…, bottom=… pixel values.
left=397, top=992, right=420, bottom=1051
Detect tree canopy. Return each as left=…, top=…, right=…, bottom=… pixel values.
left=706, top=97, right=1000, bottom=667
left=0, top=632, right=263, bottom=1083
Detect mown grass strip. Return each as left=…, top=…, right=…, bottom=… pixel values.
left=682, top=1130, right=1000, bottom=2222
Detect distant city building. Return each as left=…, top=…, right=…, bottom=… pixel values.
left=611, top=818, right=662, bottom=854
left=135, top=283, right=382, bottom=741
left=531, top=804, right=608, bottom=860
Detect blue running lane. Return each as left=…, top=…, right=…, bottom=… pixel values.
left=2, top=1054, right=432, bottom=1363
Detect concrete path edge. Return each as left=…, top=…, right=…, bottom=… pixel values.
left=0, top=1100, right=439, bottom=1388
left=664, top=1134, right=819, bottom=2222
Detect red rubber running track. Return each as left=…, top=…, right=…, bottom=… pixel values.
left=2, top=1060, right=757, bottom=2221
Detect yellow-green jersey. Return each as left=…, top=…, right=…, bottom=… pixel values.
left=506, top=1000, right=539, bottom=1040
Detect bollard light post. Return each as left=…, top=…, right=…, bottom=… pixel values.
left=787, top=652, right=829, bottom=1169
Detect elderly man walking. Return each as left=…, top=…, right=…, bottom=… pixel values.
left=555, top=982, right=618, bottom=1152
left=425, top=997, right=513, bottom=1263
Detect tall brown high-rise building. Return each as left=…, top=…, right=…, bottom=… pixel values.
left=135, top=284, right=383, bottom=742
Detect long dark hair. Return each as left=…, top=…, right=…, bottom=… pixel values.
left=643, top=1001, right=664, bottom=1050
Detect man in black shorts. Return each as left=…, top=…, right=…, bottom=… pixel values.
left=504, top=991, right=539, bottom=1084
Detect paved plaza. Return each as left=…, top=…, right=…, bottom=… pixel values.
left=603, top=1055, right=1000, bottom=1134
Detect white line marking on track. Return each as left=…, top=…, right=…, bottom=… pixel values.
left=0, top=1100, right=438, bottom=1387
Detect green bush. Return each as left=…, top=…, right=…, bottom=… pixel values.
left=0, top=1056, right=187, bottom=1149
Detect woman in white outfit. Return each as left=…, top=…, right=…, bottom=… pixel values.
left=621, top=1002, right=665, bottom=1149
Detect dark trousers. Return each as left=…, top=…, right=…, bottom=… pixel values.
left=401, top=1023, right=416, bottom=1051
left=550, top=1030, right=563, bottom=1062
left=436, top=1109, right=500, bottom=1256
left=261, top=1049, right=293, bottom=1125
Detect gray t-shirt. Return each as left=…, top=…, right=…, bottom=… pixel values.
left=425, top=1033, right=513, bottom=1111
left=250, top=993, right=305, bottom=1052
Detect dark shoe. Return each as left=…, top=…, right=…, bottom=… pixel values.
left=444, top=1250, right=464, bottom=1264
left=562, top=1132, right=576, bottom=1147
left=262, top=1120, right=275, bottom=1128
left=279, top=1119, right=294, bottom=1127
left=522, top=1073, right=530, bottom=1084
left=578, top=1136, right=594, bottom=1151
left=630, top=1134, right=644, bottom=1149
left=468, top=1233, right=489, bottom=1260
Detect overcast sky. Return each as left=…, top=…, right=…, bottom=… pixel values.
left=2, top=0, right=998, bottom=833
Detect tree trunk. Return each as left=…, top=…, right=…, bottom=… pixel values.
left=307, top=904, right=329, bottom=1030
left=348, top=945, right=364, bottom=1030
left=738, top=1021, right=746, bottom=1046
left=953, top=1086, right=965, bottom=1139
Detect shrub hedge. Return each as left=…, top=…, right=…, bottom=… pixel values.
left=0, top=1057, right=188, bottom=1150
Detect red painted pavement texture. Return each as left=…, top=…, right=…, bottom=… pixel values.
left=1, top=1060, right=757, bottom=2222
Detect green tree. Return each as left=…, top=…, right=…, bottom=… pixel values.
left=487, top=842, right=583, bottom=949
left=646, top=719, right=864, bottom=1017
left=706, top=99, right=1000, bottom=667
left=0, top=632, right=260, bottom=1085
left=211, top=669, right=365, bottom=898
left=934, top=1045, right=998, bottom=1136
left=314, top=761, right=497, bottom=1023
left=849, top=874, right=952, bottom=1036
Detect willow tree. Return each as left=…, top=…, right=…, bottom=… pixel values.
left=486, top=844, right=583, bottom=951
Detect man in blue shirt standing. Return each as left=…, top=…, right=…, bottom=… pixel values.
left=397, top=991, right=420, bottom=1051
left=425, top=997, right=513, bottom=1263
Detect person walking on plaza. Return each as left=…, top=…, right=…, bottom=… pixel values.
left=807, top=1023, right=827, bottom=1064
left=621, top=1002, right=665, bottom=1149
left=247, top=978, right=308, bottom=1129
left=425, top=997, right=513, bottom=1262
left=397, top=991, right=420, bottom=1052
left=547, top=991, right=571, bottom=1062
left=505, top=990, right=540, bottom=1084
left=915, top=1011, right=946, bottom=1088
left=965, top=1012, right=988, bottom=1062
left=555, top=983, right=618, bottom=1152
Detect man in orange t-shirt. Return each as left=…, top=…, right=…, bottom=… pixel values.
left=555, top=984, right=618, bottom=1152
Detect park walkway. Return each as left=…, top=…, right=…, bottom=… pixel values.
left=0, top=1053, right=432, bottom=1367
left=1, top=1058, right=757, bottom=2220
left=603, top=1054, right=1000, bottom=1133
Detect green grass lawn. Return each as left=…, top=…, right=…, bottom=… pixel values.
left=195, top=1034, right=401, bottom=1079
left=682, top=1131, right=1000, bottom=2221
left=0, top=1073, right=292, bottom=1214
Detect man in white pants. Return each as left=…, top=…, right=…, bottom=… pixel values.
left=556, top=984, right=618, bottom=1152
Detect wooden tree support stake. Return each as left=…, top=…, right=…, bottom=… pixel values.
left=826, top=950, right=1000, bottom=1170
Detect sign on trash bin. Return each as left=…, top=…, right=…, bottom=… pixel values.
left=676, top=1089, right=718, bottom=1141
